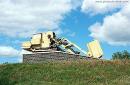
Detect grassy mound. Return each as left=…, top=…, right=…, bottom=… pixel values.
left=0, top=60, right=130, bottom=85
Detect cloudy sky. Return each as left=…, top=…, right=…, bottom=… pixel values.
left=0, top=0, right=130, bottom=63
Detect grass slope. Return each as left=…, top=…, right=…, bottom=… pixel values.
left=0, top=60, right=130, bottom=85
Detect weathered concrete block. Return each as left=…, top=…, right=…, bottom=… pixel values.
left=23, top=52, right=86, bottom=63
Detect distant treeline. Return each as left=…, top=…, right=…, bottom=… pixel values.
left=112, top=50, right=130, bottom=60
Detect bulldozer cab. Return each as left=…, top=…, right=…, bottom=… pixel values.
left=22, top=31, right=56, bottom=50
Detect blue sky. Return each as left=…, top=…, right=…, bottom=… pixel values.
left=0, top=0, right=130, bottom=63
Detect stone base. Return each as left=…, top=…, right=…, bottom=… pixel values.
left=23, top=52, right=87, bottom=63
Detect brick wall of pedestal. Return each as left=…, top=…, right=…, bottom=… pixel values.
left=23, top=52, right=87, bottom=63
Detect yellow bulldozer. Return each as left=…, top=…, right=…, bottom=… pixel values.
left=22, top=31, right=103, bottom=59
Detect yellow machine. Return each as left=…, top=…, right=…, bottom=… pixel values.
left=87, top=40, right=103, bottom=58
left=22, top=31, right=103, bottom=58
left=22, top=32, right=56, bottom=50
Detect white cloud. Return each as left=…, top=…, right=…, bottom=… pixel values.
left=69, top=32, right=76, bottom=37
left=0, top=46, right=33, bottom=62
left=18, top=56, right=23, bottom=63
left=89, top=2, right=130, bottom=46
left=0, top=0, right=77, bottom=37
left=62, top=29, right=76, bottom=37
left=0, top=46, right=20, bottom=56
left=81, top=0, right=126, bottom=15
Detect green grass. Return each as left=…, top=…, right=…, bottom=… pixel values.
left=0, top=60, right=130, bottom=85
